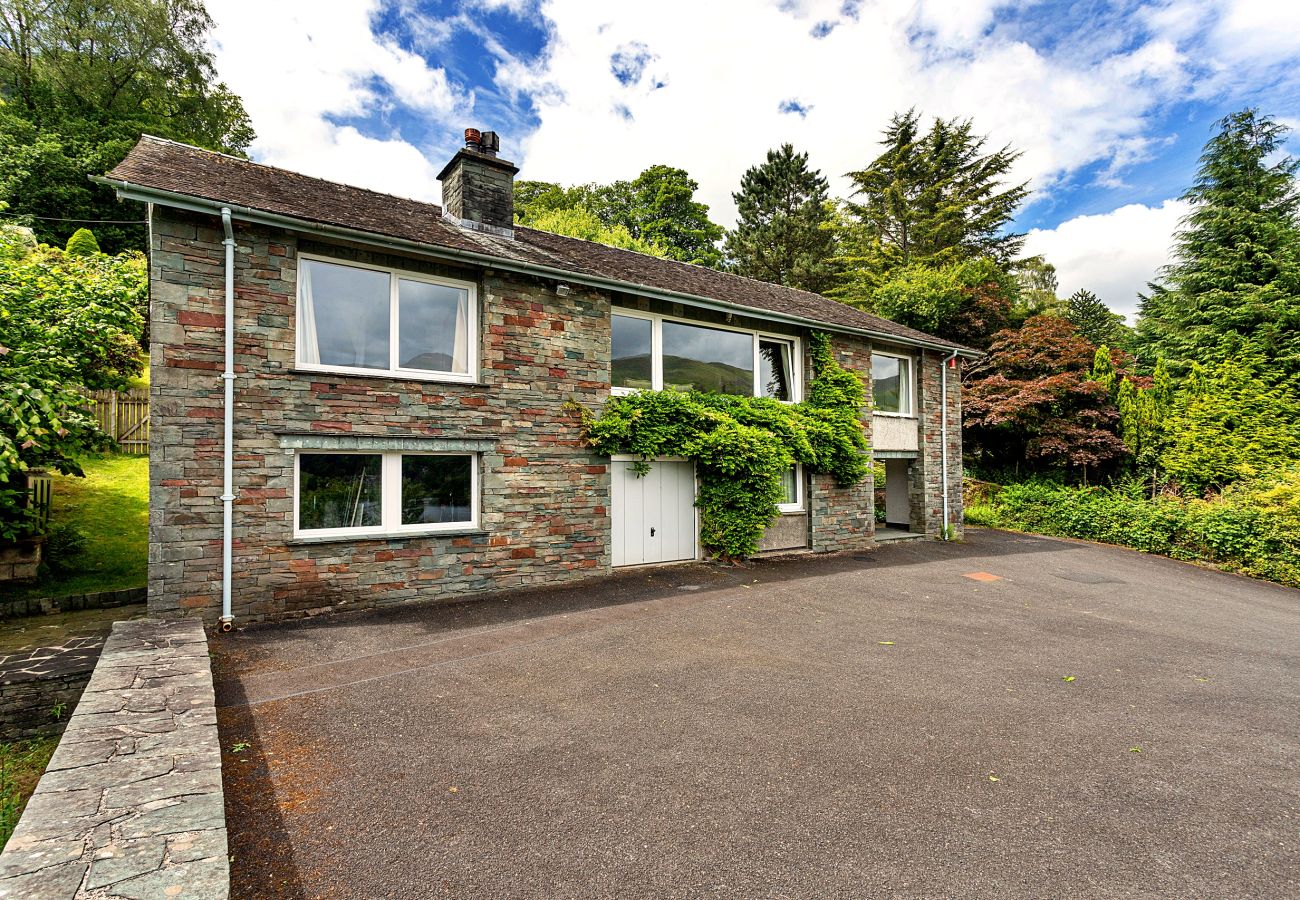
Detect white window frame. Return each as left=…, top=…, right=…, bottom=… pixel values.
left=870, top=350, right=916, bottom=418
left=295, top=253, right=478, bottom=383
left=610, top=308, right=802, bottom=402
left=293, top=450, right=480, bottom=539
left=777, top=463, right=804, bottom=513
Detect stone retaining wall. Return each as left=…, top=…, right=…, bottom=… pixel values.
left=0, top=619, right=228, bottom=899
left=0, top=636, right=104, bottom=739
left=0, top=588, right=146, bottom=621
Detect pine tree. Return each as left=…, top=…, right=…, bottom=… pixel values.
left=1136, top=109, right=1300, bottom=385
left=836, top=109, right=1028, bottom=299
left=1066, top=289, right=1127, bottom=348
left=723, top=144, right=838, bottom=294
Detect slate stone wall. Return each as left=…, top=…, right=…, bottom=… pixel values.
left=439, top=150, right=516, bottom=231
left=147, top=207, right=959, bottom=623
left=808, top=333, right=876, bottom=553
left=149, top=209, right=611, bottom=623
left=0, top=619, right=228, bottom=898
left=908, top=350, right=964, bottom=537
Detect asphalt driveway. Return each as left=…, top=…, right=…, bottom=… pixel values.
left=212, top=529, right=1299, bottom=899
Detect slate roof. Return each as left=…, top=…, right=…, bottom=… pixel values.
left=104, top=136, right=975, bottom=353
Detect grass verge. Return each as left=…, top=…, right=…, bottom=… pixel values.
left=0, top=737, right=58, bottom=849
left=7, top=454, right=148, bottom=601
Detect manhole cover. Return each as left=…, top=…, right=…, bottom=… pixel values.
left=963, top=572, right=1002, bottom=582
left=1053, top=571, right=1125, bottom=585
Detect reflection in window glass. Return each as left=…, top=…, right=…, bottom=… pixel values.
left=401, top=456, right=473, bottom=525
left=612, top=314, right=653, bottom=389
left=298, top=454, right=383, bottom=530
left=398, top=280, right=470, bottom=373
left=872, top=354, right=910, bottom=413
left=661, top=321, right=753, bottom=395
left=781, top=466, right=799, bottom=506
left=760, top=339, right=793, bottom=400
left=298, top=259, right=390, bottom=370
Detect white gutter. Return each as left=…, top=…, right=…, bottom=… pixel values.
left=94, top=176, right=981, bottom=360
left=219, top=208, right=235, bottom=632
left=940, top=349, right=960, bottom=540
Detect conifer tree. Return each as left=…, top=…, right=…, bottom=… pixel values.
left=64, top=227, right=100, bottom=257
left=836, top=109, right=1028, bottom=299
left=1066, top=289, right=1127, bottom=348
left=1136, top=109, right=1300, bottom=385
left=723, top=144, right=838, bottom=294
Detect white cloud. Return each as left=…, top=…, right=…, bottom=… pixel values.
left=504, top=0, right=1213, bottom=225
left=1022, top=199, right=1191, bottom=322
left=198, top=0, right=1298, bottom=241
left=205, top=0, right=470, bottom=201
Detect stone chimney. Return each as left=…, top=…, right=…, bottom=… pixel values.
left=437, top=128, right=519, bottom=238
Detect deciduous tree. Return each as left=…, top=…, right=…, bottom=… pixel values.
left=964, top=316, right=1126, bottom=477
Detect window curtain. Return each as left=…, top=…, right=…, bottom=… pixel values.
left=298, top=262, right=320, bottom=364
left=451, top=293, right=469, bottom=373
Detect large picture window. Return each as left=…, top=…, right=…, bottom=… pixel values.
left=297, top=256, right=476, bottom=381
left=295, top=452, right=477, bottom=537
left=871, top=352, right=913, bottom=415
left=611, top=311, right=800, bottom=401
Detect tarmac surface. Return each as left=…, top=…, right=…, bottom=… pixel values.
left=212, top=529, right=1299, bottom=899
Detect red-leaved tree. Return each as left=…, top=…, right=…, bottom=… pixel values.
left=964, top=316, right=1127, bottom=478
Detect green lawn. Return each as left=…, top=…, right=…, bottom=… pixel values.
left=8, top=455, right=149, bottom=600
left=0, top=738, right=58, bottom=849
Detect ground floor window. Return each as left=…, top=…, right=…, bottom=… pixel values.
left=295, top=451, right=477, bottom=537
left=778, top=464, right=803, bottom=512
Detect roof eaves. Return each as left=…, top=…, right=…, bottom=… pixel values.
left=93, top=174, right=982, bottom=358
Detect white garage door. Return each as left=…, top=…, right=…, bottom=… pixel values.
left=611, top=459, right=697, bottom=567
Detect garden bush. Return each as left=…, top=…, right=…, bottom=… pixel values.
left=968, top=470, right=1300, bottom=587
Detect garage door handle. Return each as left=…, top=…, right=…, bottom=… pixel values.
left=650, top=527, right=656, bottom=537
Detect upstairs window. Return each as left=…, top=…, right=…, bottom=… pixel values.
left=611, top=310, right=801, bottom=401
left=297, top=256, right=476, bottom=381
left=871, top=352, right=913, bottom=415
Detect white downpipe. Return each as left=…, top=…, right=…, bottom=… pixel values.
left=940, top=349, right=960, bottom=540
left=220, top=209, right=235, bottom=631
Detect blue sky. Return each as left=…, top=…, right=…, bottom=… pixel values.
left=206, top=0, right=1300, bottom=319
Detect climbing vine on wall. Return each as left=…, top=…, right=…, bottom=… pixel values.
left=578, top=331, right=870, bottom=559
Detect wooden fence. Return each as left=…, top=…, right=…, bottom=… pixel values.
left=85, top=388, right=150, bottom=454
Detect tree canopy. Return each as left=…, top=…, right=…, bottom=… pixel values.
left=515, top=165, right=724, bottom=266
left=1136, top=109, right=1300, bottom=385
left=1066, top=289, right=1128, bottom=349
left=836, top=109, right=1028, bottom=298
left=723, top=143, right=838, bottom=293
left=0, top=0, right=253, bottom=252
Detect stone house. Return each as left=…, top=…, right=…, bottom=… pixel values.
left=99, top=130, right=975, bottom=627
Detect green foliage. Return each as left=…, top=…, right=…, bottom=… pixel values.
left=526, top=206, right=667, bottom=256
left=0, top=736, right=59, bottom=850
left=580, top=332, right=868, bottom=558
left=1136, top=109, right=1300, bottom=386
left=63, top=227, right=99, bottom=256
left=1066, top=289, right=1128, bottom=349
left=724, top=144, right=839, bottom=293
left=0, top=0, right=254, bottom=252
left=1011, top=257, right=1062, bottom=320
left=1159, top=359, right=1300, bottom=494
left=0, top=240, right=141, bottom=537
left=972, top=470, right=1300, bottom=588
left=863, top=256, right=1015, bottom=349
left=0, top=242, right=147, bottom=389
left=514, top=165, right=724, bottom=266
left=835, top=109, right=1028, bottom=297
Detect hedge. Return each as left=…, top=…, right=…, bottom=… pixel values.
left=965, top=471, right=1300, bottom=588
